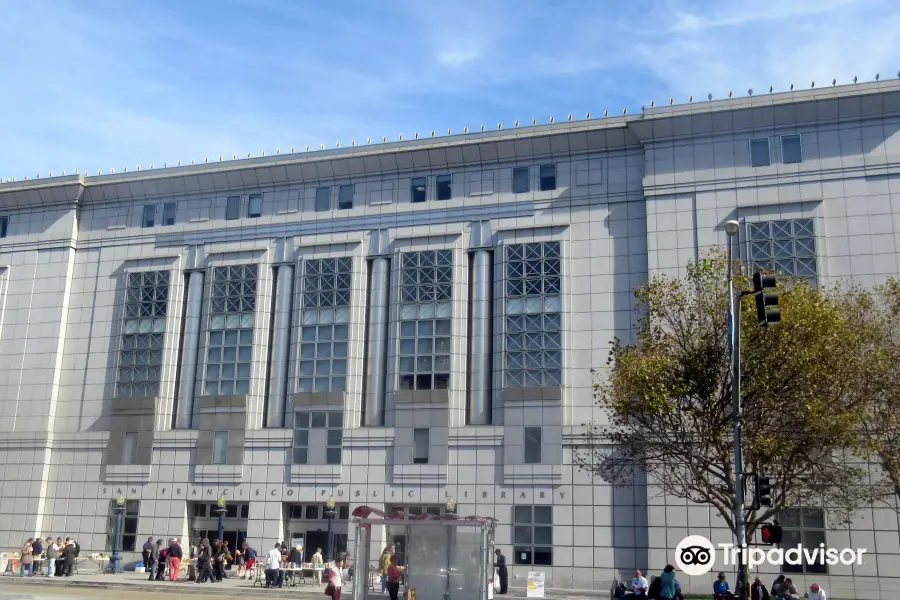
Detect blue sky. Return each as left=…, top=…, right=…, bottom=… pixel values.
left=1, top=0, right=899, bottom=179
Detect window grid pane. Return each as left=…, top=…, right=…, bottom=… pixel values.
left=123, top=432, right=138, bottom=465
left=117, top=270, right=170, bottom=397
left=750, top=138, right=771, bottom=167
left=213, top=430, right=228, bottom=464
left=0, top=216, right=8, bottom=238
left=505, top=242, right=562, bottom=388
left=248, top=194, right=263, bottom=218
left=298, top=257, right=352, bottom=393
left=745, top=219, right=817, bottom=283
left=204, top=265, right=257, bottom=395
left=513, top=506, right=553, bottom=565
left=411, top=177, right=427, bottom=203
left=226, top=196, right=240, bottom=220
left=338, top=185, right=354, bottom=209
left=779, top=508, right=827, bottom=573
left=524, top=426, right=542, bottom=464
left=162, top=202, right=176, bottom=226
left=292, top=410, right=343, bottom=465
left=398, top=250, right=453, bottom=390
left=436, top=175, right=452, bottom=200
left=316, top=187, right=331, bottom=212
left=513, top=167, right=530, bottom=193
left=142, top=205, right=155, bottom=228
left=782, top=134, right=802, bottom=164
left=413, top=428, right=429, bottom=464
left=539, top=164, right=556, bottom=191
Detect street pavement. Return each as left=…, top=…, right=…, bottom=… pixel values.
left=0, top=572, right=609, bottom=600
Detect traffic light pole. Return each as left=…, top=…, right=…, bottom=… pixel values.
left=726, top=226, right=748, bottom=600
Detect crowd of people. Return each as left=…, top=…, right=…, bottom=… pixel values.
left=139, top=536, right=262, bottom=583
left=620, top=569, right=827, bottom=600
left=18, top=536, right=81, bottom=577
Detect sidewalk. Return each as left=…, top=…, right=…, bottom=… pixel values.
left=0, top=570, right=609, bottom=599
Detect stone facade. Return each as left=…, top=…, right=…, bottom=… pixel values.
left=0, top=80, right=899, bottom=597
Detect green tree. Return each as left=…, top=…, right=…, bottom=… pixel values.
left=850, top=279, right=900, bottom=507
left=574, top=251, right=879, bottom=539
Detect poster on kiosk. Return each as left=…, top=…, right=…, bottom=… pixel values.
left=526, top=572, right=546, bottom=598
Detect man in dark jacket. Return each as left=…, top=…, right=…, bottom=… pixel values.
left=62, top=539, right=76, bottom=576
left=751, top=576, right=770, bottom=600
left=493, top=548, right=508, bottom=595
left=142, top=536, right=157, bottom=581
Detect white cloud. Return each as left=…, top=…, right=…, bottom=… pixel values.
left=437, top=49, right=481, bottom=67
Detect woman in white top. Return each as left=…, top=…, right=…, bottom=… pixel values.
left=312, top=548, right=324, bottom=584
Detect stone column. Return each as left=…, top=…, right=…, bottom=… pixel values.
left=363, top=256, right=390, bottom=427
left=468, top=249, right=492, bottom=424
left=176, top=269, right=204, bottom=429
left=266, top=264, right=294, bottom=428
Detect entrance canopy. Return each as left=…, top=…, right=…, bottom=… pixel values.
left=351, top=506, right=497, bottom=600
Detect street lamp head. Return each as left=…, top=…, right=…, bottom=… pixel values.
left=115, top=493, right=126, bottom=507
left=217, top=494, right=227, bottom=508
left=326, top=496, right=336, bottom=509
left=725, top=220, right=740, bottom=236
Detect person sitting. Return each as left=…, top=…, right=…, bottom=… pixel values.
left=631, top=569, right=649, bottom=598
left=714, top=572, right=735, bottom=600
left=805, top=583, right=826, bottom=600
left=751, top=576, right=770, bottom=600
left=781, top=578, right=799, bottom=599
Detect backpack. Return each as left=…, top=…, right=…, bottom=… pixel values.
left=74, top=540, right=81, bottom=558
left=614, top=582, right=627, bottom=599
left=648, top=577, right=662, bottom=600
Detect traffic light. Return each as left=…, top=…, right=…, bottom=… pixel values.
left=756, top=475, right=772, bottom=506
left=761, top=523, right=783, bottom=545
left=753, top=272, right=781, bottom=327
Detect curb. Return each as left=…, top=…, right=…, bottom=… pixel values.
left=0, top=577, right=320, bottom=598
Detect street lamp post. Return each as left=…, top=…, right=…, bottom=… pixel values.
left=215, top=494, right=227, bottom=543
left=110, top=493, right=126, bottom=574
left=324, top=496, right=337, bottom=562
left=725, top=219, right=748, bottom=600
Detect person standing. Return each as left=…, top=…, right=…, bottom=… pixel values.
left=155, top=539, right=168, bottom=580
left=386, top=555, right=402, bottom=600
left=379, top=546, right=393, bottom=594
left=142, top=536, right=156, bottom=581
left=54, top=537, right=64, bottom=576
left=62, top=539, right=76, bottom=577
left=266, top=542, right=282, bottom=588
left=234, top=544, right=246, bottom=579
left=167, top=538, right=183, bottom=581
left=212, top=539, right=225, bottom=582
left=328, top=558, right=345, bottom=600
left=31, top=537, right=43, bottom=575
left=244, top=542, right=257, bottom=578
left=493, top=548, right=508, bottom=595
left=45, top=537, right=59, bottom=578
left=196, top=539, right=214, bottom=584
left=312, top=547, right=325, bottom=585
left=20, top=538, right=34, bottom=577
